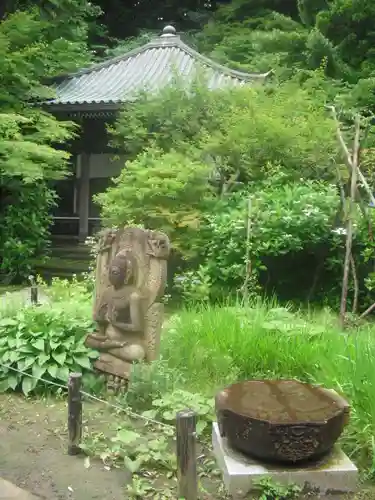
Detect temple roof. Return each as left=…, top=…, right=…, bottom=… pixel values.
left=45, top=25, right=272, bottom=112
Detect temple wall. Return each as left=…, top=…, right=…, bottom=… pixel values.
left=76, top=153, right=125, bottom=179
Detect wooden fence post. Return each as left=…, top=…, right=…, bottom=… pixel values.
left=29, top=275, right=38, bottom=305
left=68, top=372, right=82, bottom=456
left=176, top=409, right=198, bottom=500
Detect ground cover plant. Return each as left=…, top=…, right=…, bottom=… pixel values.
left=0, top=277, right=99, bottom=394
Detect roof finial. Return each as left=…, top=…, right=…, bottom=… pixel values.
left=161, top=25, right=177, bottom=37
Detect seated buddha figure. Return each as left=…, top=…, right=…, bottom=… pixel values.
left=87, top=250, right=147, bottom=364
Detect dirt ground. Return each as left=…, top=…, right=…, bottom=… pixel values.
left=0, top=394, right=129, bottom=500
left=2, top=393, right=375, bottom=500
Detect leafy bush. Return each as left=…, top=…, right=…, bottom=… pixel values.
left=97, top=147, right=213, bottom=253
left=39, top=274, right=92, bottom=303
left=198, top=179, right=347, bottom=301
left=173, top=265, right=212, bottom=305
left=98, top=79, right=339, bottom=260
left=124, top=359, right=186, bottom=411
left=0, top=182, right=56, bottom=281
left=0, top=279, right=96, bottom=395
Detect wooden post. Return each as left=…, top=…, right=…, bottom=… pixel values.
left=29, top=275, right=38, bottom=305
left=68, top=372, right=82, bottom=456
left=78, top=152, right=90, bottom=242
left=176, top=409, right=198, bottom=500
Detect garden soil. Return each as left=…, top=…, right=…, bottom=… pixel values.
left=0, top=394, right=128, bottom=500
left=1, top=394, right=375, bottom=500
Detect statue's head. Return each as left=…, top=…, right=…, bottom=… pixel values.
left=109, top=251, right=136, bottom=289
left=147, top=231, right=170, bottom=259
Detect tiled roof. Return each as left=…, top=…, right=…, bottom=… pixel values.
left=46, top=25, right=272, bottom=110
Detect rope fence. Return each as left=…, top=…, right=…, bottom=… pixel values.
left=0, top=361, right=201, bottom=499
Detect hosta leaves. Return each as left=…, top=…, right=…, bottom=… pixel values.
left=49, top=340, right=61, bottom=350
left=73, top=356, right=92, bottom=370
left=56, top=366, right=70, bottom=383
left=7, top=338, right=17, bottom=348
left=0, top=379, right=9, bottom=393
left=32, top=339, right=45, bottom=351
left=32, top=364, right=46, bottom=380
left=47, top=364, right=59, bottom=378
left=0, top=319, right=18, bottom=327
left=8, top=351, right=20, bottom=363
left=0, top=280, right=99, bottom=395
left=38, top=353, right=50, bottom=365
left=18, top=357, right=37, bottom=371
left=22, top=376, right=38, bottom=395
left=52, top=352, right=66, bottom=365
left=7, top=374, right=19, bottom=390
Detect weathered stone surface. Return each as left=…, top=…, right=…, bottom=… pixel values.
left=0, top=478, right=40, bottom=500
left=215, top=380, right=350, bottom=464
left=85, top=227, right=170, bottom=382
left=212, top=422, right=358, bottom=498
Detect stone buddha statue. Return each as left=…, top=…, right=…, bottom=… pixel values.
left=85, top=227, right=170, bottom=386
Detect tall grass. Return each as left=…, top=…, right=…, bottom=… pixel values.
left=162, top=299, right=375, bottom=469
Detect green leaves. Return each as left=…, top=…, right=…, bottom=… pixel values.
left=200, top=180, right=342, bottom=298
left=100, top=78, right=339, bottom=259
left=97, top=147, right=214, bottom=253
left=0, top=2, right=96, bottom=279
left=0, top=291, right=96, bottom=396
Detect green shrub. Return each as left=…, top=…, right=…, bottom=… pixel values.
left=0, top=182, right=56, bottom=281
left=0, top=294, right=96, bottom=395
left=197, top=179, right=350, bottom=302
left=124, top=359, right=186, bottom=411
left=39, top=274, right=93, bottom=303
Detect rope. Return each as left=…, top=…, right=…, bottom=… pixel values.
left=0, top=361, right=174, bottom=430
left=0, top=362, right=68, bottom=391
left=80, top=390, right=174, bottom=430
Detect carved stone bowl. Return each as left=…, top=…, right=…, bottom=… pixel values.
left=215, top=380, right=350, bottom=465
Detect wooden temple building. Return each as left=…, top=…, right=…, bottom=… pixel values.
left=46, top=25, right=271, bottom=242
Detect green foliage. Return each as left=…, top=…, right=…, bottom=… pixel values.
left=97, top=147, right=214, bottom=251
left=316, top=0, right=375, bottom=76
left=0, top=278, right=96, bottom=395
left=173, top=265, right=212, bottom=305
left=82, top=384, right=214, bottom=498
left=109, top=79, right=233, bottom=159
left=146, top=389, right=214, bottom=436
left=111, top=79, right=338, bottom=182
left=102, top=79, right=339, bottom=260
left=255, top=477, right=302, bottom=499
left=197, top=0, right=375, bottom=113
left=0, top=3, right=99, bottom=278
left=199, top=180, right=343, bottom=298
left=124, top=360, right=186, bottom=410
left=0, top=112, right=74, bottom=181
left=0, top=183, right=56, bottom=279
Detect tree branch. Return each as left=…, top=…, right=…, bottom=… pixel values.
left=339, top=114, right=360, bottom=329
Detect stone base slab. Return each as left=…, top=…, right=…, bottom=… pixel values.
left=212, top=422, right=358, bottom=498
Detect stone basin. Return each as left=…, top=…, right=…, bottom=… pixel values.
left=215, top=380, right=350, bottom=465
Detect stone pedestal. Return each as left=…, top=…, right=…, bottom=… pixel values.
left=212, top=422, right=358, bottom=498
